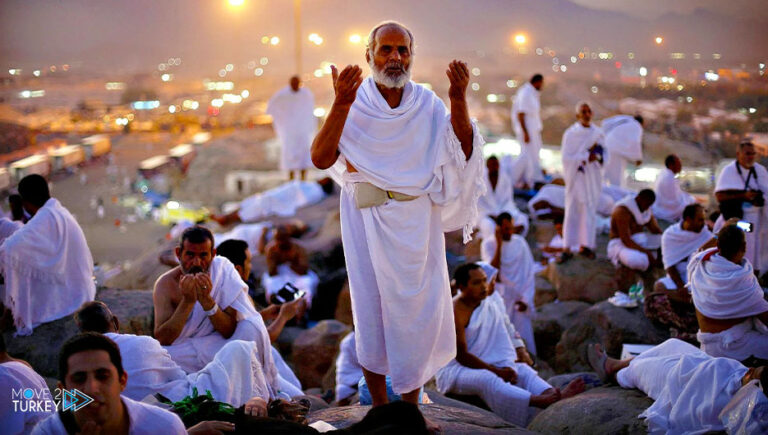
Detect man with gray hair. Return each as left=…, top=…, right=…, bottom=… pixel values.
left=311, top=20, right=484, bottom=427
left=560, top=101, right=604, bottom=261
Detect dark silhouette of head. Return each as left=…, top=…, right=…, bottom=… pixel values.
left=717, top=224, right=746, bottom=264
left=636, top=189, right=656, bottom=212
left=18, top=174, right=51, bottom=216
left=75, top=301, right=119, bottom=334
left=289, top=76, right=300, bottom=92
left=530, top=74, right=543, bottom=90
left=217, top=238, right=251, bottom=281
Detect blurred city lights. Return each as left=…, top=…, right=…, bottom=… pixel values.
left=639, top=67, right=648, bottom=77
left=486, top=94, right=498, bottom=103
left=471, top=83, right=480, bottom=91
left=349, top=34, right=362, bottom=44
left=261, top=36, right=269, bottom=44
left=218, top=69, right=226, bottom=77
left=471, top=67, right=481, bottom=76
left=313, top=107, right=327, bottom=117
left=240, top=90, right=250, bottom=98
left=591, top=86, right=598, bottom=94
left=168, top=105, right=176, bottom=114
left=506, top=79, right=517, bottom=88
left=514, top=33, right=526, bottom=45
left=225, top=64, right=234, bottom=72
left=211, top=99, right=224, bottom=108
left=227, top=0, right=244, bottom=7
left=270, top=36, right=280, bottom=45
left=254, top=68, right=264, bottom=76
left=33, top=70, right=41, bottom=77
left=655, top=36, right=663, bottom=45
left=161, top=73, right=172, bottom=82
left=260, top=57, right=269, bottom=65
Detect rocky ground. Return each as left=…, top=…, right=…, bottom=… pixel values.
left=5, top=129, right=673, bottom=433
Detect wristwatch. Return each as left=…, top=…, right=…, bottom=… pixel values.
left=204, top=303, right=219, bottom=317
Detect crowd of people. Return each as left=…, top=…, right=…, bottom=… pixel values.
left=0, top=20, right=767, bottom=434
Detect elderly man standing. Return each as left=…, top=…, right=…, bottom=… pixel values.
left=653, top=154, right=696, bottom=222
left=511, top=74, right=544, bottom=187
left=267, top=76, right=317, bottom=181
left=311, top=21, right=484, bottom=424
left=714, top=141, right=768, bottom=276
left=602, top=114, right=644, bottom=188
left=560, top=101, right=604, bottom=261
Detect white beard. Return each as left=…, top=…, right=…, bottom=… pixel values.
left=369, top=58, right=412, bottom=89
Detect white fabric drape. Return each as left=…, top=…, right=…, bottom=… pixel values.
left=237, top=181, right=325, bottom=223
left=0, top=198, right=95, bottom=335
left=267, top=86, right=316, bottom=171
left=653, top=168, right=696, bottom=222
left=714, top=161, right=768, bottom=271
left=561, top=122, right=604, bottom=250
left=602, top=115, right=643, bottom=188
left=333, top=77, right=485, bottom=393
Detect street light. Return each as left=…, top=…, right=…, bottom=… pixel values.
left=349, top=34, right=362, bottom=44
left=514, top=33, right=527, bottom=45
left=655, top=36, right=663, bottom=45
left=227, top=0, right=244, bottom=8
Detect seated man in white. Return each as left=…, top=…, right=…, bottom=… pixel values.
left=652, top=154, right=696, bottom=222
left=335, top=331, right=364, bottom=405
left=648, top=204, right=713, bottom=338
left=527, top=180, right=617, bottom=219
left=688, top=224, right=768, bottom=361
left=476, top=156, right=529, bottom=239
left=589, top=339, right=768, bottom=434
left=0, top=335, right=53, bottom=435
left=32, top=333, right=187, bottom=435
left=75, top=301, right=274, bottom=406
left=262, top=225, right=318, bottom=314
left=481, top=212, right=537, bottom=354
left=153, top=226, right=279, bottom=398
left=211, top=178, right=334, bottom=226
left=436, top=263, right=584, bottom=427
left=607, top=189, right=663, bottom=271
left=216, top=239, right=305, bottom=397
left=0, top=174, right=96, bottom=336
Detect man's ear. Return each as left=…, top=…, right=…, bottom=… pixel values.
left=112, top=316, right=120, bottom=332
left=119, top=371, right=128, bottom=391
left=234, top=264, right=244, bottom=279
left=211, top=248, right=216, bottom=258
left=365, top=50, right=371, bottom=64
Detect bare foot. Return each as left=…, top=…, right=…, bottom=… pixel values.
left=529, top=388, right=561, bottom=408
left=560, top=378, right=586, bottom=399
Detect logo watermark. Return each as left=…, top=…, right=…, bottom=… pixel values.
left=11, top=388, right=93, bottom=413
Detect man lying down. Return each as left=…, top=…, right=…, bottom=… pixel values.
left=589, top=339, right=768, bottom=433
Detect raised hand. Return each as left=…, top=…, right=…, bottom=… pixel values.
left=446, top=60, right=469, bottom=100
left=331, top=64, right=363, bottom=108
left=194, top=273, right=215, bottom=310
left=179, top=274, right=197, bottom=303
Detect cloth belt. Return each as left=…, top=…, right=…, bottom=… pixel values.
left=353, top=182, right=418, bottom=209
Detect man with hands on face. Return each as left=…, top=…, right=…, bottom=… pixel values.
left=310, top=20, right=486, bottom=429
left=153, top=226, right=283, bottom=401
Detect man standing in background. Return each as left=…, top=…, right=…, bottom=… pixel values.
left=267, top=76, right=317, bottom=181
left=511, top=74, right=544, bottom=187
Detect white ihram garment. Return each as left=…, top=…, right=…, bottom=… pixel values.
left=435, top=297, right=551, bottom=426
left=688, top=248, right=768, bottom=360
left=106, top=333, right=270, bottom=406
left=714, top=160, right=768, bottom=271
left=332, top=77, right=485, bottom=393
left=261, top=264, right=318, bottom=308
left=655, top=223, right=712, bottom=290
left=215, top=222, right=271, bottom=255
left=561, top=122, right=604, bottom=250
left=32, top=395, right=186, bottom=435
left=267, top=86, right=316, bottom=171
left=616, top=338, right=748, bottom=434
left=0, top=361, right=53, bottom=435
left=527, top=183, right=615, bottom=218
left=163, top=257, right=281, bottom=398
left=480, top=235, right=537, bottom=354
left=335, top=332, right=364, bottom=402
left=607, top=196, right=661, bottom=271
left=511, top=82, right=543, bottom=185
left=0, top=218, right=22, bottom=246
left=653, top=168, right=696, bottom=222
left=0, top=198, right=95, bottom=336
left=476, top=165, right=529, bottom=239
left=237, top=181, right=324, bottom=223
left=602, top=115, right=643, bottom=188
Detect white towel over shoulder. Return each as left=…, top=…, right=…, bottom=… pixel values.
left=0, top=198, right=95, bottom=335
left=661, top=223, right=712, bottom=270
left=688, top=248, right=768, bottom=319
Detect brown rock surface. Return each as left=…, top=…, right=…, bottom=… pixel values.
left=292, top=320, right=351, bottom=389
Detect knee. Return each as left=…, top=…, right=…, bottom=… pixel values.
left=653, top=280, right=667, bottom=293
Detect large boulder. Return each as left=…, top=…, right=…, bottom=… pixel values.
left=534, top=276, right=557, bottom=307
left=334, top=282, right=353, bottom=327
left=545, top=257, right=617, bottom=303
left=4, top=289, right=154, bottom=378
left=309, top=401, right=533, bottom=434
left=292, top=320, right=351, bottom=389
left=554, top=301, right=669, bottom=373
left=528, top=386, right=652, bottom=434
left=533, top=301, right=591, bottom=365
